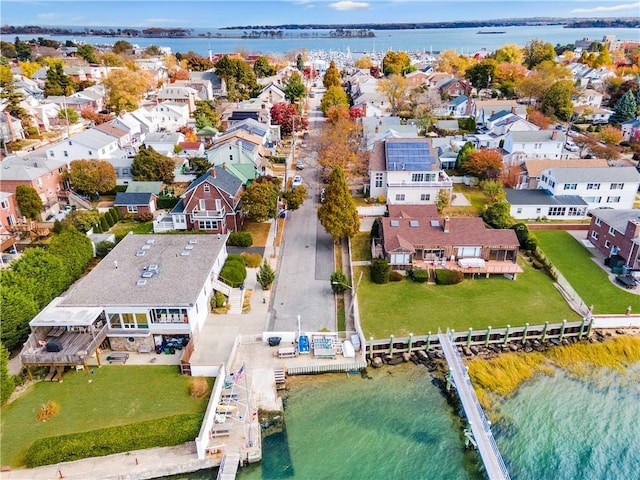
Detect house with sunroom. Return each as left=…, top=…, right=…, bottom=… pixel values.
left=537, top=167, right=640, bottom=211
left=506, top=189, right=589, bottom=220
left=19, top=234, right=230, bottom=377
left=587, top=209, right=640, bottom=269
left=368, top=138, right=452, bottom=205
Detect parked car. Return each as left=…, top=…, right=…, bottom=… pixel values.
left=292, top=175, right=303, bottom=190
left=565, top=141, right=579, bottom=152
left=320, top=188, right=326, bottom=203
left=296, top=160, right=304, bottom=170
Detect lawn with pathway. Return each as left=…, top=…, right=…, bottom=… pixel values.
left=535, top=230, right=640, bottom=314
left=356, top=259, right=579, bottom=339
left=0, top=366, right=209, bottom=468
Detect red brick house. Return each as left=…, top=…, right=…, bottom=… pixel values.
left=113, top=192, right=158, bottom=218
left=168, top=166, right=244, bottom=233
left=379, top=205, right=521, bottom=277
left=0, top=191, right=20, bottom=252
left=587, top=209, right=640, bottom=269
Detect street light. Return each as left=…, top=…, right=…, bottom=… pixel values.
left=331, top=271, right=363, bottom=327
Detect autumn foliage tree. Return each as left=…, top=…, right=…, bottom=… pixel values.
left=322, top=60, right=341, bottom=88
left=270, top=103, right=307, bottom=136
left=317, top=107, right=365, bottom=177
left=464, top=149, right=504, bottom=180
left=80, top=107, right=113, bottom=125
left=526, top=110, right=551, bottom=129
left=103, top=68, right=153, bottom=112
left=69, top=159, right=117, bottom=194
left=320, top=86, right=348, bottom=115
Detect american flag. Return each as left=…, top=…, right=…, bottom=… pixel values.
left=234, top=364, right=245, bottom=382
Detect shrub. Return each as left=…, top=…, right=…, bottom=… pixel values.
left=104, top=210, right=115, bottom=227
left=36, top=401, right=60, bottom=422
left=220, top=257, right=247, bottom=286
left=257, top=260, right=276, bottom=290
left=135, top=212, right=153, bottom=222
left=370, top=217, right=381, bottom=238
left=376, top=195, right=386, bottom=204
left=93, top=222, right=102, bottom=233
left=110, top=207, right=121, bottom=220
left=189, top=377, right=210, bottom=399
left=389, top=270, right=404, bottom=282
left=226, top=253, right=246, bottom=266
left=52, top=219, right=63, bottom=234
left=25, top=413, right=203, bottom=467
left=227, top=232, right=253, bottom=247
left=370, top=258, right=390, bottom=284
left=214, top=291, right=227, bottom=308
left=241, top=252, right=262, bottom=268
left=409, top=269, right=430, bottom=283
left=157, top=196, right=180, bottom=209
left=435, top=269, right=464, bottom=285
left=96, top=240, right=115, bottom=257
left=525, top=234, right=538, bottom=251
left=330, top=270, right=349, bottom=293
left=99, top=215, right=109, bottom=232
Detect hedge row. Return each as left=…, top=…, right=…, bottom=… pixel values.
left=434, top=269, right=464, bottom=285
left=157, top=196, right=180, bottom=210
left=25, top=413, right=203, bottom=468
left=409, top=269, right=430, bottom=283
left=227, top=232, right=253, bottom=247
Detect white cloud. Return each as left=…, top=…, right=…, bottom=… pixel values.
left=328, top=1, right=370, bottom=11
left=571, top=2, right=640, bottom=14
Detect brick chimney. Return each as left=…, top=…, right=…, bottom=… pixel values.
left=443, top=216, right=450, bottom=233
left=511, top=106, right=517, bottom=114
left=625, top=219, right=640, bottom=239
left=551, top=130, right=558, bottom=140
left=210, top=166, right=216, bottom=178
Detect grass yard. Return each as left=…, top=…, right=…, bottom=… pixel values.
left=351, top=231, right=372, bottom=262
left=0, top=366, right=209, bottom=468
left=242, top=219, right=272, bottom=247
left=452, top=184, right=487, bottom=212
left=535, top=231, right=640, bottom=314
left=109, top=220, right=153, bottom=240
left=356, top=259, right=579, bottom=339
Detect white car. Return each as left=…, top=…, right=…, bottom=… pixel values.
left=292, top=175, right=303, bottom=190
left=565, top=141, right=579, bottom=152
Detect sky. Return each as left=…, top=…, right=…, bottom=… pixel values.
left=1, top=0, right=639, bottom=29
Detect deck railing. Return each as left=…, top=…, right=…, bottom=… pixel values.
left=20, top=323, right=108, bottom=365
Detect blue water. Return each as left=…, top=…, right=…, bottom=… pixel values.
left=18, top=26, right=639, bottom=56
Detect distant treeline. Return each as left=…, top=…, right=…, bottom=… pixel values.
left=0, top=26, right=193, bottom=37
left=224, top=17, right=639, bottom=30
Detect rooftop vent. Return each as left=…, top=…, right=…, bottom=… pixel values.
left=409, top=220, right=419, bottom=227
left=390, top=220, right=400, bottom=227
left=430, top=220, right=440, bottom=227
left=141, top=244, right=151, bottom=250
left=188, top=239, right=198, bottom=244
left=146, top=239, right=155, bottom=244
left=148, top=264, right=159, bottom=271
left=136, top=279, right=147, bottom=286
left=185, top=244, right=195, bottom=250
left=181, top=250, right=191, bottom=256
left=141, top=271, right=154, bottom=278
left=136, top=250, right=146, bottom=257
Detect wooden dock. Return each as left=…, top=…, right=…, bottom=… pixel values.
left=439, top=331, right=511, bottom=480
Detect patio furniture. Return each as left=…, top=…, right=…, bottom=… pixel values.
left=107, top=352, right=129, bottom=364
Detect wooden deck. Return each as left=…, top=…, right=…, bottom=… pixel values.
left=413, top=260, right=522, bottom=276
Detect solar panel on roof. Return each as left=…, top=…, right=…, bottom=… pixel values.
left=385, top=141, right=437, bottom=171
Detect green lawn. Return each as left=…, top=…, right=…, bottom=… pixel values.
left=1, top=366, right=208, bottom=468
left=109, top=220, right=154, bottom=241
left=351, top=231, right=372, bottom=262
left=536, top=231, right=640, bottom=314
left=356, top=259, right=579, bottom=338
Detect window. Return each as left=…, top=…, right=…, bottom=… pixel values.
left=204, top=184, right=210, bottom=193
left=548, top=207, right=566, bottom=216
left=516, top=208, right=522, bottom=214
left=541, top=174, right=547, bottom=183
left=584, top=196, right=601, bottom=203
left=375, top=173, right=383, bottom=188
left=563, top=183, right=577, bottom=190
left=548, top=180, right=555, bottom=188
left=411, top=173, right=424, bottom=182
left=198, top=219, right=218, bottom=230
left=7, top=214, right=16, bottom=226
left=607, top=196, right=620, bottom=203
left=595, top=217, right=602, bottom=226
left=608, top=227, right=616, bottom=236
left=568, top=207, right=583, bottom=216
left=586, top=183, right=600, bottom=190
left=229, top=154, right=233, bottom=162
left=420, top=194, right=430, bottom=201
left=610, top=183, right=624, bottom=190
left=127, top=205, right=138, bottom=213
left=36, top=178, right=43, bottom=188
left=0, top=200, right=8, bottom=210
left=591, top=231, right=599, bottom=240
left=63, top=151, right=69, bottom=157
left=604, top=240, right=611, bottom=248
left=395, top=194, right=405, bottom=201
left=536, top=208, right=541, bottom=214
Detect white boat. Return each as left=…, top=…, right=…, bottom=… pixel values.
left=342, top=340, right=355, bottom=358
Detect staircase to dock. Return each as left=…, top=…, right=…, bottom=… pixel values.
left=216, top=452, right=240, bottom=480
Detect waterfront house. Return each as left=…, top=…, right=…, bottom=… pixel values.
left=378, top=204, right=521, bottom=275
left=19, top=234, right=229, bottom=376
left=506, top=189, right=589, bottom=220
left=368, top=138, right=452, bottom=205
left=513, top=158, right=609, bottom=190
left=587, top=209, right=640, bottom=268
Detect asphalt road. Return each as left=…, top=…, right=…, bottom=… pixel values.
left=268, top=90, right=335, bottom=333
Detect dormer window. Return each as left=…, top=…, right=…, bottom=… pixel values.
left=204, top=185, right=210, bottom=192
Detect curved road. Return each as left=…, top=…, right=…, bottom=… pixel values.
left=268, top=90, right=336, bottom=333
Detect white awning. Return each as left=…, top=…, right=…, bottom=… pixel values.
left=29, top=297, right=103, bottom=327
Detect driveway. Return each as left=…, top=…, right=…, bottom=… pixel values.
left=268, top=94, right=335, bottom=333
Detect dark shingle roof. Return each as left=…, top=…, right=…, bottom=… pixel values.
left=114, top=192, right=153, bottom=206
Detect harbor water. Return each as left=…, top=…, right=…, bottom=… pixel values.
left=159, top=360, right=640, bottom=479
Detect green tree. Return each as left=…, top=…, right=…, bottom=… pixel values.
left=0, top=76, right=31, bottom=130
left=77, top=44, right=98, bottom=63
left=482, top=200, right=512, bottom=229
left=479, top=179, right=506, bottom=202
left=190, top=157, right=211, bottom=176
left=436, top=189, right=450, bottom=213
left=455, top=142, right=475, bottom=170
left=522, top=39, right=556, bottom=69
left=131, top=146, right=175, bottom=182
left=253, top=56, right=275, bottom=78
left=193, top=100, right=219, bottom=130
left=69, top=159, right=117, bottom=194
left=144, top=45, right=163, bottom=57
left=10, top=249, right=71, bottom=309
left=112, top=40, right=133, bottom=55
left=0, top=281, right=38, bottom=351
left=320, top=86, right=349, bottom=115
left=492, top=44, right=523, bottom=64
left=330, top=270, right=349, bottom=293
left=43, top=62, right=74, bottom=97
left=296, top=53, right=304, bottom=71
left=15, top=185, right=42, bottom=220
left=62, top=209, right=100, bottom=233
left=0, top=342, right=15, bottom=405
left=540, top=80, right=574, bottom=121
left=48, top=226, right=94, bottom=279
left=465, top=59, right=497, bottom=89
left=240, top=180, right=279, bottom=222
left=14, top=38, right=31, bottom=61
left=283, top=185, right=307, bottom=211
left=610, top=90, right=638, bottom=125
left=382, top=51, right=412, bottom=76
left=214, top=55, right=259, bottom=101
left=370, top=258, right=390, bottom=284
left=256, top=260, right=276, bottom=290
left=57, top=107, right=80, bottom=124
left=323, top=60, right=341, bottom=88
left=317, top=166, right=360, bottom=242
left=283, top=71, right=306, bottom=103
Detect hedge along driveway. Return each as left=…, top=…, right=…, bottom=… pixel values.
left=0, top=366, right=208, bottom=468
left=535, top=230, right=640, bottom=314
left=356, top=259, right=580, bottom=339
